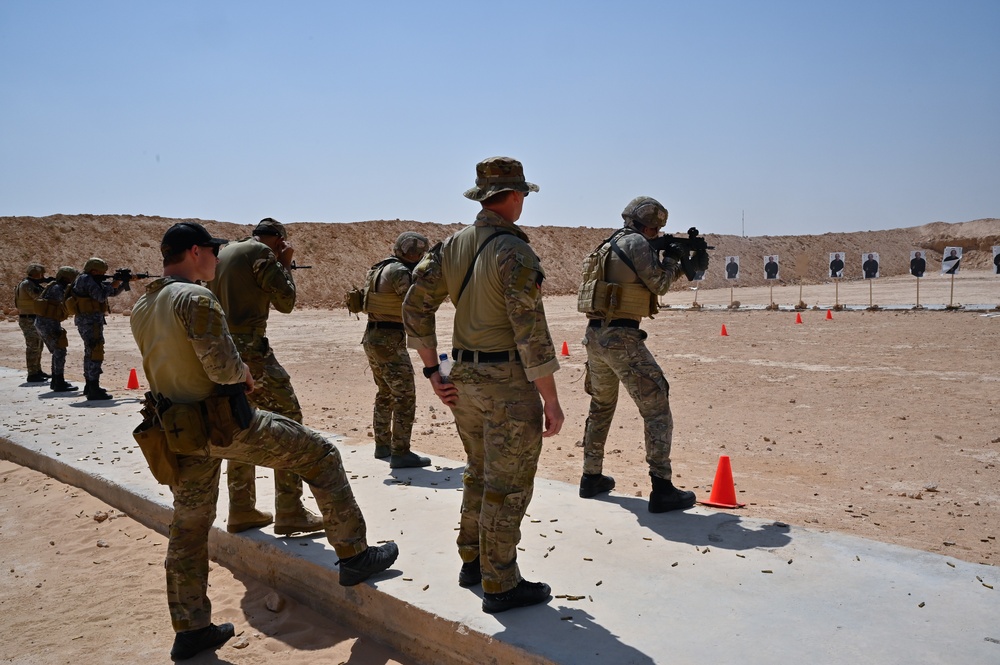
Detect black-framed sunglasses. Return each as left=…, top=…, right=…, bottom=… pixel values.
left=199, top=244, right=220, bottom=257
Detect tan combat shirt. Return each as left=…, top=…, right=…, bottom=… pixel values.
left=131, top=278, right=246, bottom=404
left=207, top=238, right=295, bottom=334
left=402, top=209, right=559, bottom=382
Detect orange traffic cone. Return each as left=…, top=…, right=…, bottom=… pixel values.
left=795, top=312, right=803, bottom=324
left=126, top=368, right=140, bottom=390
left=826, top=310, right=833, bottom=320
left=699, top=455, right=746, bottom=508
left=561, top=341, right=569, bottom=356
left=720, top=324, right=728, bottom=336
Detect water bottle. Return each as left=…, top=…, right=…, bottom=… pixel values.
left=438, top=352, right=453, bottom=382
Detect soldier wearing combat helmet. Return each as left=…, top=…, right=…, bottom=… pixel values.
left=14, top=263, right=50, bottom=383
left=576, top=195, right=706, bottom=513
left=206, top=217, right=323, bottom=536
left=403, top=156, right=564, bottom=614
left=361, top=231, right=433, bottom=468
left=71, top=256, right=126, bottom=400
left=35, top=266, right=80, bottom=393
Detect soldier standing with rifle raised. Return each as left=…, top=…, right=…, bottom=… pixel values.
left=576, top=196, right=707, bottom=512
left=70, top=257, right=126, bottom=401
left=207, top=217, right=323, bottom=536
left=14, top=263, right=50, bottom=383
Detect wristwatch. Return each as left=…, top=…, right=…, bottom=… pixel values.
left=422, top=364, right=440, bottom=379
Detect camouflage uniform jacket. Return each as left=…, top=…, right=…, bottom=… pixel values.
left=586, top=227, right=683, bottom=322
left=72, top=273, right=125, bottom=324
left=366, top=258, right=413, bottom=323
left=403, top=209, right=559, bottom=382
left=15, top=278, right=44, bottom=315
left=207, top=238, right=295, bottom=334
left=130, top=278, right=246, bottom=404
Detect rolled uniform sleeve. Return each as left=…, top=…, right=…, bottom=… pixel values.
left=253, top=252, right=296, bottom=313
left=620, top=233, right=682, bottom=296
left=500, top=246, right=559, bottom=382
left=179, top=293, right=247, bottom=385
left=402, top=244, right=448, bottom=350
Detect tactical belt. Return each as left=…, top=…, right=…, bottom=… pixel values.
left=228, top=324, right=266, bottom=336
left=367, top=321, right=404, bottom=330
left=19, top=314, right=35, bottom=319
left=588, top=318, right=640, bottom=329
left=452, top=349, right=521, bottom=363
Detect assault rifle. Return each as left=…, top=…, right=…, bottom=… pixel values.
left=96, top=268, right=161, bottom=291
left=648, top=227, right=714, bottom=281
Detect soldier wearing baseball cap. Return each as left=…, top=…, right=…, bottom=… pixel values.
left=403, top=156, right=564, bottom=613
left=206, top=218, right=323, bottom=536
left=160, top=222, right=228, bottom=259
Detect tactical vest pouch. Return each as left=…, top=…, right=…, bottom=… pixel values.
left=133, top=419, right=179, bottom=486
left=160, top=402, right=210, bottom=455
left=364, top=291, right=404, bottom=318
left=203, top=394, right=242, bottom=447
left=71, top=295, right=104, bottom=315
left=64, top=295, right=80, bottom=316
left=36, top=299, right=68, bottom=321
left=346, top=288, right=365, bottom=314
left=578, top=239, right=615, bottom=315
left=617, top=282, right=657, bottom=318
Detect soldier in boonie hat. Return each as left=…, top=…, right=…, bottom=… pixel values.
left=463, top=156, right=539, bottom=202
left=254, top=217, right=287, bottom=240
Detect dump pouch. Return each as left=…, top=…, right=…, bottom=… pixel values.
left=346, top=288, right=365, bottom=314
left=160, top=401, right=210, bottom=455
left=204, top=383, right=253, bottom=447
left=133, top=419, right=178, bottom=486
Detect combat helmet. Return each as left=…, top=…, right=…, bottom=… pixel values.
left=622, top=196, right=668, bottom=230
left=83, top=257, right=108, bottom=274
left=393, top=232, right=430, bottom=261
left=56, top=266, right=79, bottom=283
left=26, top=263, right=45, bottom=278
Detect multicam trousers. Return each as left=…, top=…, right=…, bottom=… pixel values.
left=18, top=316, right=44, bottom=374
left=362, top=326, right=416, bottom=455
left=582, top=325, right=675, bottom=481
left=167, top=408, right=367, bottom=632
left=226, top=333, right=305, bottom=513
left=34, top=317, right=68, bottom=376
left=75, top=313, right=105, bottom=381
left=449, top=359, right=543, bottom=594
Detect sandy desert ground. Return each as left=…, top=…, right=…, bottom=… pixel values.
left=2, top=215, right=999, bottom=662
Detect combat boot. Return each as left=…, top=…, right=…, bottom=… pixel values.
left=648, top=474, right=696, bottom=513
left=389, top=451, right=431, bottom=468
left=373, top=445, right=391, bottom=459
left=170, top=622, right=234, bottom=660
left=579, top=473, right=615, bottom=498
left=26, top=371, right=49, bottom=382
left=226, top=508, right=273, bottom=533
left=274, top=507, right=324, bottom=536
left=49, top=375, right=76, bottom=392
left=482, top=579, right=552, bottom=614
left=458, top=555, right=482, bottom=588
left=85, top=380, right=113, bottom=401
left=338, top=542, right=399, bottom=586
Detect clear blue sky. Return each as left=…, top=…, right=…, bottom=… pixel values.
left=1, top=1, right=997, bottom=236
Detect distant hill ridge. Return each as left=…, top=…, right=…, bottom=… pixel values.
left=2, top=214, right=998, bottom=312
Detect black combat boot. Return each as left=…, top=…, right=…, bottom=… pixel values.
left=648, top=474, right=696, bottom=513
left=579, top=473, right=615, bottom=498
left=338, top=542, right=399, bottom=586
left=389, top=451, right=431, bottom=468
left=458, top=555, right=482, bottom=588
left=49, top=375, right=76, bottom=392
left=26, top=371, right=49, bottom=382
left=482, top=579, right=552, bottom=614
left=85, top=380, right=113, bottom=401
left=170, top=622, right=235, bottom=660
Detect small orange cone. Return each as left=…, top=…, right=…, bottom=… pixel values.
left=699, top=455, right=746, bottom=508
left=561, top=341, right=569, bottom=356
left=127, top=368, right=140, bottom=390
left=795, top=312, right=803, bottom=324
left=720, top=324, right=728, bottom=336
left=826, top=310, right=833, bottom=320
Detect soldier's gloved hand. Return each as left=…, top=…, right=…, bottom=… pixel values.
left=693, top=249, right=710, bottom=272
left=680, top=254, right=698, bottom=281
left=662, top=243, right=685, bottom=264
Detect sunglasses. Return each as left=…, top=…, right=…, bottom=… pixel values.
left=198, top=244, right=220, bottom=257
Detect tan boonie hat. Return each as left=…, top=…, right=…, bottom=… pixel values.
left=27, top=263, right=45, bottom=278
left=463, top=156, right=539, bottom=202
left=254, top=217, right=287, bottom=239
left=84, top=257, right=109, bottom=273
